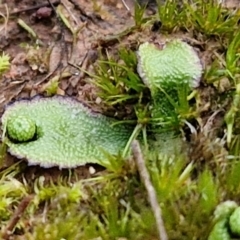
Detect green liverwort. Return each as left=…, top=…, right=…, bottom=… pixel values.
left=229, top=207, right=240, bottom=236
left=208, top=201, right=239, bottom=240
left=137, top=39, right=202, bottom=128
left=2, top=96, right=133, bottom=168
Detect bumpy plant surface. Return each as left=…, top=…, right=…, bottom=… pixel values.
left=137, top=39, right=202, bottom=127
left=2, top=96, right=133, bottom=168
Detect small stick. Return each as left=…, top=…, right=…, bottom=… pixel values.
left=121, top=0, right=130, bottom=11
left=131, top=140, right=168, bottom=240
left=1, top=195, right=34, bottom=239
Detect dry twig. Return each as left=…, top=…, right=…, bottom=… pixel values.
left=1, top=195, right=34, bottom=240
left=131, top=140, right=168, bottom=240
left=121, top=0, right=130, bottom=11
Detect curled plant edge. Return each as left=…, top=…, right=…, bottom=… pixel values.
left=1, top=95, right=134, bottom=168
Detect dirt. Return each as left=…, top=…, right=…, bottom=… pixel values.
left=0, top=0, right=133, bottom=107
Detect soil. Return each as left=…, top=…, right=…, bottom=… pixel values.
left=0, top=0, right=135, bottom=108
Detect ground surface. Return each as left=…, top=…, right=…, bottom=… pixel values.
left=0, top=0, right=237, bottom=172
left=0, top=0, right=139, bottom=174
left=1, top=0, right=240, bottom=239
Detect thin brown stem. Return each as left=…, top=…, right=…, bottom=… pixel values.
left=131, top=140, right=168, bottom=240
left=1, top=195, right=34, bottom=240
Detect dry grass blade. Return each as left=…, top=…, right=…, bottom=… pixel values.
left=131, top=140, right=168, bottom=240
left=121, top=0, right=130, bottom=11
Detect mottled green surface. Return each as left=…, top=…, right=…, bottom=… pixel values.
left=229, top=207, right=240, bottom=236
left=1, top=96, right=133, bottom=168
left=213, top=201, right=238, bottom=220
left=137, top=39, right=202, bottom=95
left=137, top=39, right=202, bottom=128
left=208, top=201, right=239, bottom=240
left=7, top=116, right=36, bottom=142
left=208, top=219, right=231, bottom=240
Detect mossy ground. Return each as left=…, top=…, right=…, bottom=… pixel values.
left=1, top=0, right=240, bottom=239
